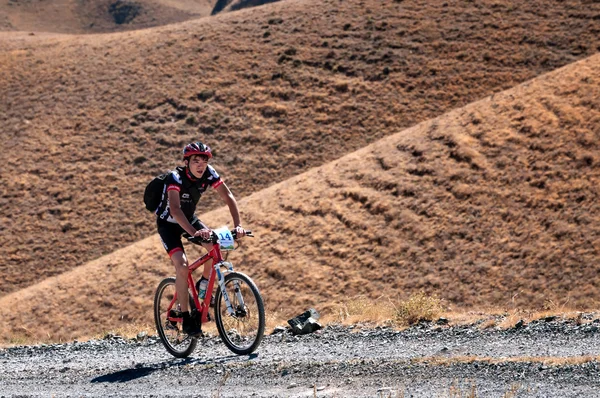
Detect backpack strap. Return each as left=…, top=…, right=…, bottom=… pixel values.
left=176, top=166, right=201, bottom=203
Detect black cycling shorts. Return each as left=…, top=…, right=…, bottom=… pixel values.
left=157, top=218, right=208, bottom=258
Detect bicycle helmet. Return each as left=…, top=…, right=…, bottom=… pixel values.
left=182, top=142, right=212, bottom=160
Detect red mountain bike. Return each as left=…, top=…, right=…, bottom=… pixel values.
left=153, top=228, right=265, bottom=358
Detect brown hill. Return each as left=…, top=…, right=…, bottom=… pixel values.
left=0, top=0, right=277, bottom=34
left=1, top=0, right=599, bottom=298
left=0, top=0, right=211, bottom=33
left=0, top=52, right=598, bottom=344
left=216, top=0, right=280, bottom=14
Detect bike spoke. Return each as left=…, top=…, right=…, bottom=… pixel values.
left=154, top=277, right=198, bottom=358
left=215, top=272, right=265, bottom=355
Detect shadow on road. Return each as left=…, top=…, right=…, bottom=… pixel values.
left=91, top=353, right=258, bottom=383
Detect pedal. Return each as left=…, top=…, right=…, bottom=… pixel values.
left=167, top=309, right=181, bottom=329
left=166, top=321, right=179, bottom=331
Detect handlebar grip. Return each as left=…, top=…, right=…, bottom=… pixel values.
left=184, top=229, right=254, bottom=243
left=235, top=230, right=254, bottom=238
left=184, top=234, right=214, bottom=244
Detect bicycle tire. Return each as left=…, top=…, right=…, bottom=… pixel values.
left=154, top=277, right=198, bottom=358
left=214, top=272, right=265, bottom=355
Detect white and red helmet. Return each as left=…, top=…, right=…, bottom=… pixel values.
left=182, top=142, right=212, bottom=160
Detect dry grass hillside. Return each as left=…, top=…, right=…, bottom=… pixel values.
left=2, top=0, right=599, bottom=299
left=218, top=0, right=280, bottom=14
left=0, top=0, right=274, bottom=34
left=0, top=53, right=597, bottom=344
left=0, top=0, right=211, bottom=33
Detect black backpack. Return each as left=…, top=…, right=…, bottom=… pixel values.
left=143, top=172, right=170, bottom=212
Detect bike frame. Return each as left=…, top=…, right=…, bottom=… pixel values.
left=165, top=242, right=240, bottom=326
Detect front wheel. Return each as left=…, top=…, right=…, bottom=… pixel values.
left=154, top=277, right=198, bottom=358
left=214, top=272, right=265, bottom=355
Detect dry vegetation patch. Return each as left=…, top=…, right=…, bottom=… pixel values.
left=393, top=292, right=444, bottom=326
left=2, top=0, right=600, bottom=298
left=0, top=52, right=598, bottom=342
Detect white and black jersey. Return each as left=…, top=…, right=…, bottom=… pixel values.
left=156, top=165, right=223, bottom=224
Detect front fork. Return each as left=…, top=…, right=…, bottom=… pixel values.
left=214, top=261, right=245, bottom=317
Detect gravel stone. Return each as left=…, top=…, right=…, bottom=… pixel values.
left=1, top=320, right=600, bottom=397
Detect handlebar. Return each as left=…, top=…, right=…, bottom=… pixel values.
left=184, top=229, right=254, bottom=244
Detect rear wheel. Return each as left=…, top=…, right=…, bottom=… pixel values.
left=154, top=277, right=198, bottom=358
left=214, top=272, right=265, bottom=355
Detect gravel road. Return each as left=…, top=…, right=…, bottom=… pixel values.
left=2, top=316, right=600, bottom=397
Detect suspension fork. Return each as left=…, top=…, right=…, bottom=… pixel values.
left=214, top=261, right=246, bottom=317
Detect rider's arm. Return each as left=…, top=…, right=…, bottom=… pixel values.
left=215, top=182, right=243, bottom=229
left=167, top=189, right=198, bottom=236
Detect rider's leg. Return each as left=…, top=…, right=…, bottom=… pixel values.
left=190, top=218, right=214, bottom=279
left=170, top=249, right=189, bottom=313
left=201, top=242, right=214, bottom=279
left=159, top=222, right=190, bottom=312
left=171, top=249, right=201, bottom=336
left=158, top=221, right=201, bottom=335
left=198, top=242, right=216, bottom=307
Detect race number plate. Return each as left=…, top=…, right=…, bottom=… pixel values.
left=214, top=226, right=235, bottom=250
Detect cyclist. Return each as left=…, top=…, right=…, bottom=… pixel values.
left=156, top=141, right=246, bottom=336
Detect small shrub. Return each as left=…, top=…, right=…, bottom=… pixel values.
left=133, top=155, right=147, bottom=164
left=333, top=80, right=349, bottom=93
left=394, top=291, right=443, bottom=326
left=199, top=125, right=215, bottom=135
left=185, top=115, right=198, bottom=126
left=196, top=90, right=215, bottom=102
left=60, top=222, right=74, bottom=233
left=264, top=266, right=285, bottom=281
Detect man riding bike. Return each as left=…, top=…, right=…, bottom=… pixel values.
left=155, top=141, right=246, bottom=336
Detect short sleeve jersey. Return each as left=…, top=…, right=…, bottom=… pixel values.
left=156, top=165, right=223, bottom=223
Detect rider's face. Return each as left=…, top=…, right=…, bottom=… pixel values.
left=187, top=155, right=209, bottom=178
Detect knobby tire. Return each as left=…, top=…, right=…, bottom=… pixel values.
left=214, top=272, right=265, bottom=355
left=154, top=277, right=198, bottom=358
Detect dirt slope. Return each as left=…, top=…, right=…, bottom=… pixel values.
left=0, top=53, right=597, bottom=343
left=0, top=0, right=212, bottom=34
left=0, top=0, right=275, bottom=34
left=1, top=0, right=599, bottom=299
left=217, top=0, right=280, bottom=14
